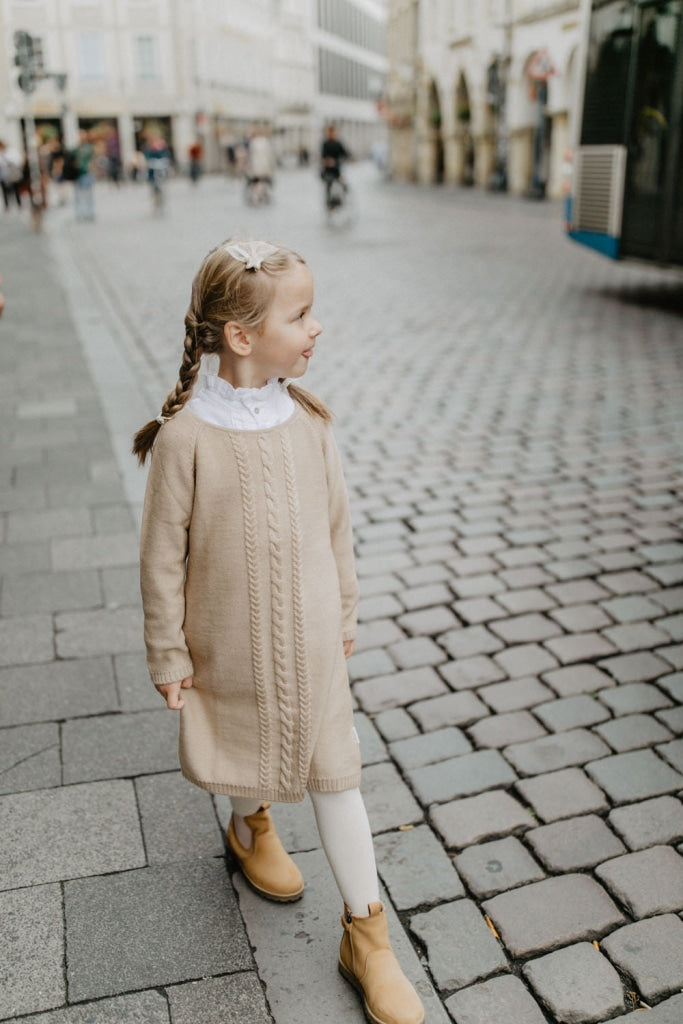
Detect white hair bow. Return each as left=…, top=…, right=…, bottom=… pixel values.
left=224, top=240, right=279, bottom=270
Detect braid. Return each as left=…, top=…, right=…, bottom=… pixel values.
left=132, top=322, right=203, bottom=466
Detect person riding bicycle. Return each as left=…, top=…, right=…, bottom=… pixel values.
left=320, top=124, right=349, bottom=210
left=245, top=126, right=275, bottom=205
left=144, top=133, right=171, bottom=207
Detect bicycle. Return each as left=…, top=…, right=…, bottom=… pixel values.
left=244, top=175, right=272, bottom=206
left=323, top=172, right=354, bottom=226
left=148, top=164, right=167, bottom=213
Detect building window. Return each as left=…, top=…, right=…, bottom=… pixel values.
left=78, top=31, right=106, bottom=82
left=318, top=0, right=385, bottom=55
left=135, top=35, right=159, bottom=81
left=318, top=46, right=384, bottom=100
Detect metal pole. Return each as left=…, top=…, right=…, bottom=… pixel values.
left=24, top=110, right=44, bottom=214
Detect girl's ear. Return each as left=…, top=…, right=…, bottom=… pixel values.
left=223, top=321, right=252, bottom=356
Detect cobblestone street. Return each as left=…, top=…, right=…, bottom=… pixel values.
left=1, top=164, right=682, bottom=1024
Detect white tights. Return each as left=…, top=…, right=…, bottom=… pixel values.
left=230, top=788, right=380, bottom=916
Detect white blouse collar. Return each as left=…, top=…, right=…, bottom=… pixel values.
left=201, top=374, right=286, bottom=407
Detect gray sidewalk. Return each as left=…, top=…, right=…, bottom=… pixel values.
left=1, top=171, right=683, bottom=1024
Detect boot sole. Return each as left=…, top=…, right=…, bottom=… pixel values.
left=338, top=959, right=425, bottom=1024
left=226, top=846, right=304, bottom=903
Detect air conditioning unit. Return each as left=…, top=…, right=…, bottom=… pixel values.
left=572, top=145, right=627, bottom=238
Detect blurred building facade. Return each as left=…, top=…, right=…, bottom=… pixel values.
left=0, top=0, right=387, bottom=172
left=313, top=0, right=388, bottom=159
left=386, top=0, right=582, bottom=198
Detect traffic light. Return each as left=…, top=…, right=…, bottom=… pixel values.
left=14, top=30, right=44, bottom=92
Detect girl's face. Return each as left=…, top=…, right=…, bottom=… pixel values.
left=247, top=262, right=322, bottom=385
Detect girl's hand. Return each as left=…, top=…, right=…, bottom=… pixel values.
left=343, top=639, right=355, bottom=659
left=156, top=676, right=193, bottom=710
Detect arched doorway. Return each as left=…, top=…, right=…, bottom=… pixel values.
left=428, top=80, right=445, bottom=182
left=454, top=73, right=475, bottom=185
left=525, top=48, right=555, bottom=198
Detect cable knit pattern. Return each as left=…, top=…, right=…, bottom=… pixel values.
left=258, top=433, right=295, bottom=791
left=229, top=432, right=272, bottom=791
left=139, top=406, right=361, bottom=802
left=281, top=430, right=313, bottom=785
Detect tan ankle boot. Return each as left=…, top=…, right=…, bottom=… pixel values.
left=226, top=803, right=304, bottom=902
left=338, top=902, right=424, bottom=1024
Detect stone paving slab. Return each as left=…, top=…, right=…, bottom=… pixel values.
left=430, top=790, right=536, bottom=849
left=7, top=992, right=171, bottom=1024
left=0, top=722, right=61, bottom=795
left=521, top=942, right=625, bottom=1024
left=64, top=860, right=252, bottom=1002
left=601, top=914, right=683, bottom=1002
left=585, top=748, right=683, bottom=804
left=0, top=884, right=65, bottom=1019
left=503, top=728, right=610, bottom=776
left=409, top=899, right=509, bottom=991
left=55, top=606, right=144, bottom=658
left=113, top=651, right=162, bottom=711
left=607, top=795, right=683, bottom=850
left=445, top=974, right=547, bottom=1024
left=476, top=675, right=555, bottom=712
left=454, top=836, right=545, bottom=899
left=234, top=848, right=450, bottom=1024
left=525, top=814, right=626, bottom=872
left=353, top=666, right=448, bottom=712
left=541, top=663, right=615, bottom=697
left=481, top=875, right=624, bottom=958
left=0, top=613, right=54, bottom=667
left=389, top=726, right=472, bottom=770
left=374, top=824, right=465, bottom=909
left=0, top=779, right=145, bottom=889
left=409, top=690, right=490, bottom=729
left=167, top=974, right=273, bottom=1024
left=0, top=568, right=102, bottom=616
left=594, top=712, right=673, bottom=751
left=360, top=760, right=424, bottom=831
left=135, top=772, right=225, bottom=864
left=595, top=845, right=683, bottom=917
left=408, top=749, right=517, bottom=805
left=0, top=657, right=118, bottom=727
left=61, top=709, right=179, bottom=783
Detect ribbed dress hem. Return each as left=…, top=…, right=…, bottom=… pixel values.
left=180, top=769, right=362, bottom=802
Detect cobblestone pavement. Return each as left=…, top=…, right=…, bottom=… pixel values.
left=1, top=165, right=682, bottom=1024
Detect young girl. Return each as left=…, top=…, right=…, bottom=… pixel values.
left=133, top=239, right=424, bottom=1024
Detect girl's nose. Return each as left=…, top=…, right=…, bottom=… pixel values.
left=311, top=318, right=322, bottom=337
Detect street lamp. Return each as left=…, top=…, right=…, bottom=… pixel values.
left=13, top=30, right=68, bottom=216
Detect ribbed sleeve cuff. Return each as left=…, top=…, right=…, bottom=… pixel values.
left=149, top=659, right=194, bottom=686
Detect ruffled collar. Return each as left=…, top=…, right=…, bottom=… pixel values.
left=199, top=374, right=286, bottom=408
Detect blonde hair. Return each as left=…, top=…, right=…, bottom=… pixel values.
left=132, top=238, right=330, bottom=465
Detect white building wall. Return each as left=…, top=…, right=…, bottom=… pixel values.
left=391, top=0, right=581, bottom=197
left=312, top=0, right=388, bottom=159
left=0, top=0, right=320, bottom=172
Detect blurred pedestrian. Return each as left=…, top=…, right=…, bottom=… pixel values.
left=0, top=140, right=23, bottom=212
left=47, top=138, right=69, bottom=206
left=105, top=127, right=122, bottom=186
left=188, top=139, right=203, bottom=184
left=72, top=129, right=96, bottom=221
left=132, top=238, right=425, bottom=1024
left=320, top=124, right=350, bottom=209
left=245, top=126, right=275, bottom=204
left=143, top=132, right=171, bottom=211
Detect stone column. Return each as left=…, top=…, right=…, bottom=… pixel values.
left=508, top=126, right=534, bottom=195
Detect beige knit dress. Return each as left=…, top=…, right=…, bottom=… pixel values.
left=139, top=405, right=362, bottom=802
